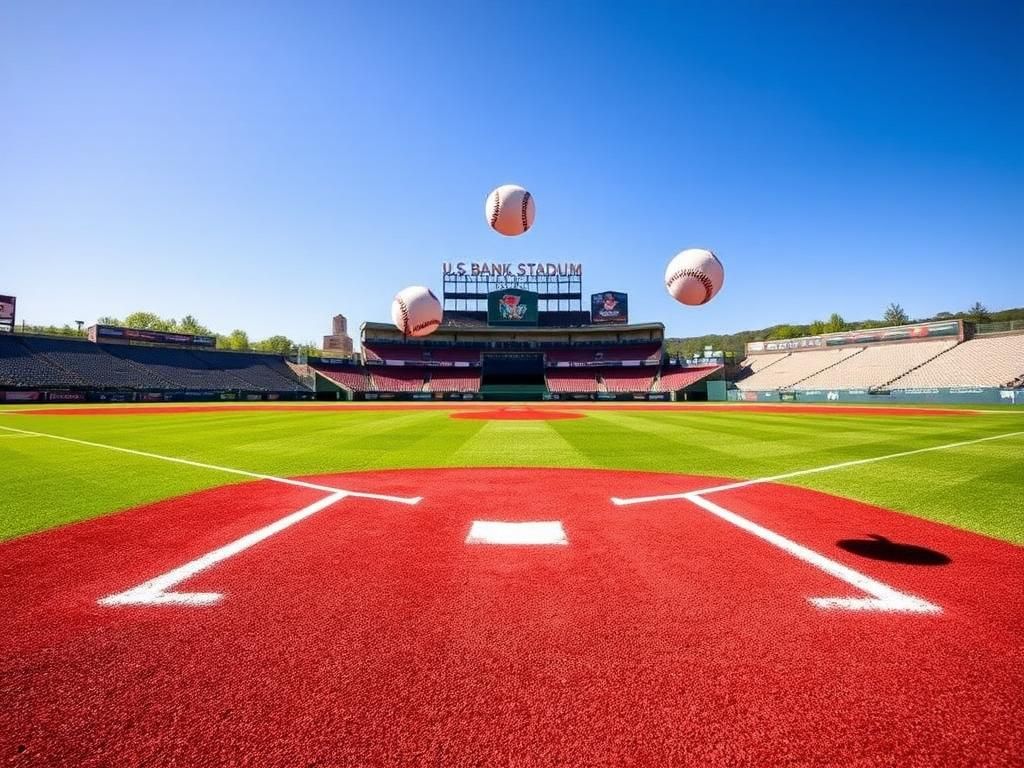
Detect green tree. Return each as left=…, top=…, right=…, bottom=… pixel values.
left=123, top=311, right=175, bottom=331
left=767, top=324, right=800, bottom=340
left=252, top=335, right=295, bottom=355
left=824, top=313, right=846, bottom=333
left=808, top=320, right=826, bottom=335
left=219, top=329, right=251, bottom=351
left=883, top=303, right=909, bottom=326
left=95, top=316, right=121, bottom=326
left=176, top=315, right=211, bottom=335
left=966, top=302, right=990, bottom=323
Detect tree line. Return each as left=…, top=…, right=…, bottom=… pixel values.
left=666, top=302, right=1022, bottom=361
left=17, top=311, right=325, bottom=357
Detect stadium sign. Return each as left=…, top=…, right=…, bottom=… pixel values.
left=487, top=289, right=539, bottom=326
left=590, top=291, right=628, bottom=324
left=0, top=294, right=15, bottom=331
left=443, top=262, right=582, bottom=277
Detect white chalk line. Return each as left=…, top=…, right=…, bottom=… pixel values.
left=0, top=424, right=421, bottom=503
left=100, top=493, right=349, bottom=606
left=612, top=430, right=1024, bottom=505
left=609, top=431, right=1024, bottom=614
left=0, top=423, right=422, bottom=607
left=684, top=494, right=939, bottom=613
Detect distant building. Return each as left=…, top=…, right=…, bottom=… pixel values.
left=323, top=314, right=354, bottom=356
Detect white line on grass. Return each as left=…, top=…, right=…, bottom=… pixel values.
left=608, top=430, right=1024, bottom=614
left=100, top=492, right=349, bottom=606
left=611, top=430, right=1024, bottom=505
left=0, top=424, right=421, bottom=504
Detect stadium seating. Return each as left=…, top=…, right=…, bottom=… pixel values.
left=429, top=368, right=481, bottom=392
left=734, top=348, right=864, bottom=390
left=0, top=334, right=308, bottom=392
left=0, top=335, right=86, bottom=387
left=312, top=365, right=370, bottom=392
left=546, top=344, right=661, bottom=365
left=20, top=336, right=167, bottom=388
left=656, top=365, right=722, bottom=392
left=885, top=334, right=1024, bottom=389
left=793, top=340, right=958, bottom=390
left=546, top=369, right=600, bottom=393
left=601, top=368, right=656, bottom=392
left=369, top=367, right=427, bottom=392
left=737, top=353, right=789, bottom=374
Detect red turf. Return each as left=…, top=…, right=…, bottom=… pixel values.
left=1, top=468, right=1021, bottom=766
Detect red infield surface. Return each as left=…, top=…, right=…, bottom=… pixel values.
left=8, top=403, right=976, bottom=417
left=2, top=468, right=1021, bottom=766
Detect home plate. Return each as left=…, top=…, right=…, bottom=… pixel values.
left=465, top=520, right=568, bottom=546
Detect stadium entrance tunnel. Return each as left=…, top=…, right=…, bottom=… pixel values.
left=5, top=468, right=1024, bottom=766
left=479, top=353, right=546, bottom=398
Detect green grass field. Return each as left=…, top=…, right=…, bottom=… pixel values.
left=1, top=404, right=1022, bottom=544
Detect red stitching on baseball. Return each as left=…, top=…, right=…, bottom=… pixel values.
left=396, top=296, right=410, bottom=334
left=666, top=268, right=713, bottom=304
left=490, top=190, right=501, bottom=228
left=520, top=191, right=531, bottom=232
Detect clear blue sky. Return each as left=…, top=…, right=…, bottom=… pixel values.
left=1, top=0, right=1021, bottom=343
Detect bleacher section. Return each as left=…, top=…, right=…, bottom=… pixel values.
left=311, top=365, right=370, bottom=392
left=601, top=368, right=656, bottom=392
left=738, top=353, right=789, bottom=374
left=885, top=334, right=1024, bottom=389
left=546, top=369, right=600, bottom=393
left=369, top=367, right=427, bottom=392
left=734, top=348, right=864, bottom=390
left=546, top=344, right=661, bottom=365
left=0, top=334, right=308, bottom=393
left=656, top=366, right=722, bottom=392
left=428, top=368, right=481, bottom=392
left=794, top=340, right=957, bottom=391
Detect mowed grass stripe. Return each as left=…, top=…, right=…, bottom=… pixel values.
left=1, top=409, right=1022, bottom=543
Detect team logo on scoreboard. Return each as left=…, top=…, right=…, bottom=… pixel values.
left=499, top=294, right=528, bottom=321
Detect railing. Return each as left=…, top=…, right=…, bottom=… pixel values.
left=975, top=321, right=1024, bottom=335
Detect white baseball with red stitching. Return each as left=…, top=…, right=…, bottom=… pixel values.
left=664, top=248, right=725, bottom=306
left=485, top=184, right=535, bottom=236
left=391, top=286, right=443, bottom=337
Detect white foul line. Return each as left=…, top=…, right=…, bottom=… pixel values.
left=0, top=423, right=423, bottom=607
left=100, top=492, right=348, bottom=606
left=608, top=431, right=1024, bottom=614
left=0, top=423, right=422, bottom=502
left=611, top=430, right=1024, bottom=505
left=684, top=494, right=939, bottom=613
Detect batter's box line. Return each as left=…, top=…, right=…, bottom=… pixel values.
left=100, top=489, right=420, bottom=607
left=612, top=491, right=940, bottom=615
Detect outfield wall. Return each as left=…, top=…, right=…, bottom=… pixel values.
left=728, top=387, right=1024, bottom=406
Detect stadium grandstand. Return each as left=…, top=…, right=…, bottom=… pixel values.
left=3, top=282, right=1022, bottom=406
left=732, top=319, right=1024, bottom=405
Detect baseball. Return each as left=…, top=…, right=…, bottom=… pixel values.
left=485, top=184, right=535, bottom=236
left=664, top=248, right=725, bottom=306
left=391, top=286, right=443, bottom=337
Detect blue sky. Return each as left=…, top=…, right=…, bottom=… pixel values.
left=1, top=0, right=1021, bottom=343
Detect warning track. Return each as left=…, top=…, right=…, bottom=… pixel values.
left=1, top=468, right=1021, bottom=766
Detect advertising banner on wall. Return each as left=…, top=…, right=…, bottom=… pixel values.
left=87, top=324, right=217, bottom=348
left=745, top=320, right=963, bottom=355
left=590, top=291, right=628, bottom=324
left=487, top=289, right=539, bottom=326
left=0, top=295, right=15, bottom=329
